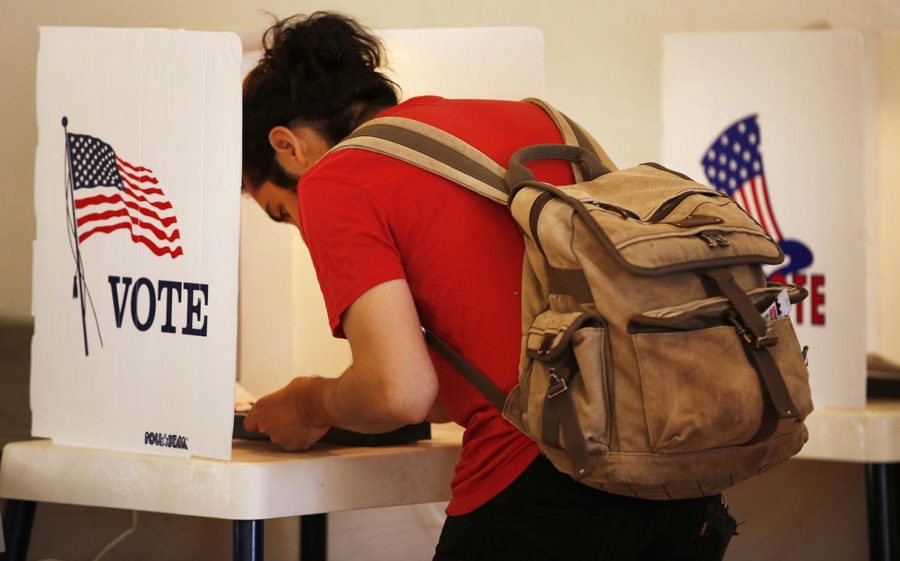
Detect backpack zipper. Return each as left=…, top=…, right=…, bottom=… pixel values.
left=646, top=191, right=721, bottom=223
left=583, top=199, right=640, bottom=220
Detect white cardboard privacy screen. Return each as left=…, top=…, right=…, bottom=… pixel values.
left=31, top=27, right=242, bottom=460
left=238, top=28, right=545, bottom=398
left=662, top=31, right=875, bottom=408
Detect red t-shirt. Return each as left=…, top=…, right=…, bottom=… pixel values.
left=297, top=96, right=573, bottom=515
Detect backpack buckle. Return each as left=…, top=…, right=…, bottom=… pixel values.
left=538, top=333, right=556, bottom=357
left=547, top=369, right=569, bottom=399
left=748, top=327, right=778, bottom=349
left=726, top=313, right=779, bottom=349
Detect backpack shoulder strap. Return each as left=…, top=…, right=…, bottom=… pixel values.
left=327, top=99, right=618, bottom=204
left=329, top=116, right=510, bottom=205
left=523, top=98, right=618, bottom=179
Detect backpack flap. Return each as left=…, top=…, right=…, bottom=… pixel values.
left=582, top=165, right=783, bottom=274
left=509, top=157, right=785, bottom=277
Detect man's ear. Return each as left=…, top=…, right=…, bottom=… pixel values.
left=268, top=125, right=311, bottom=177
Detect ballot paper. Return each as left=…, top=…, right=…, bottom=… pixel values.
left=30, top=27, right=242, bottom=460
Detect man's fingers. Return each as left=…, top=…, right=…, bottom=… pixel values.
left=242, top=387, right=329, bottom=451
left=271, top=433, right=304, bottom=452
left=243, top=407, right=259, bottom=432
left=271, top=430, right=324, bottom=452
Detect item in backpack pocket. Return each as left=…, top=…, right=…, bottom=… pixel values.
left=762, top=288, right=791, bottom=322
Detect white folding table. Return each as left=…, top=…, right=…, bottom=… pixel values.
left=0, top=424, right=463, bottom=561
left=797, top=400, right=900, bottom=561
left=5, top=404, right=900, bottom=561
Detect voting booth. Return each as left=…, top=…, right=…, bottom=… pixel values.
left=661, top=30, right=879, bottom=409
left=16, top=25, right=546, bottom=561
left=30, top=26, right=545, bottom=467
left=31, top=27, right=242, bottom=460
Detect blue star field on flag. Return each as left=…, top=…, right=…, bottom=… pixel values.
left=702, top=116, right=763, bottom=199
left=68, top=134, right=125, bottom=191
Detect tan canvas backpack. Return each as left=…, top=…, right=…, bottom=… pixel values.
left=330, top=99, right=814, bottom=500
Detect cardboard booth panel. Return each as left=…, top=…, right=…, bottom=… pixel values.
left=662, top=30, right=873, bottom=409
left=238, top=28, right=545, bottom=397
left=31, top=27, right=242, bottom=460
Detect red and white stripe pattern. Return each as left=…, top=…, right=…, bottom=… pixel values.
left=68, top=133, right=183, bottom=258
left=731, top=175, right=783, bottom=242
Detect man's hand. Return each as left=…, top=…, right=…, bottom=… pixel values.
left=244, top=377, right=331, bottom=451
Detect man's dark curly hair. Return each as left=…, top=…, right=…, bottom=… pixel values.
left=242, top=12, right=399, bottom=190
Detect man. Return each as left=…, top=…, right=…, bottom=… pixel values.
left=242, top=12, right=733, bottom=561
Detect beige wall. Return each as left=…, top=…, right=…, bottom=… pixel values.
left=3, top=0, right=899, bottom=321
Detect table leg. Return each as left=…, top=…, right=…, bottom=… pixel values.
left=1, top=500, right=36, bottom=561
left=866, top=463, right=899, bottom=561
left=233, top=519, right=264, bottom=561
left=300, top=513, right=327, bottom=561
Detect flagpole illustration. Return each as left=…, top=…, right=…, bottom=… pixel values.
left=63, top=116, right=91, bottom=356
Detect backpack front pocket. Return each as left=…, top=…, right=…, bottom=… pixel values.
left=629, top=293, right=812, bottom=454
left=521, top=310, right=612, bottom=456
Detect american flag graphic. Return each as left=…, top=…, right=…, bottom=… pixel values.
left=702, top=115, right=814, bottom=278
left=701, top=115, right=783, bottom=242
left=66, top=133, right=183, bottom=258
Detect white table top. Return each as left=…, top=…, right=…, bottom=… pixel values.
left=0, top=425, right=463, bottom=520
left=5, top=401, right=900, bottom=521
left=797, top=400, right=900, bottom=463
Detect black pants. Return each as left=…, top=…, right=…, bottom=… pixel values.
left=433, top=455, right=737, bottom=561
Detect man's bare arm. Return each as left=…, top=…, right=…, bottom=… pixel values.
left=245, top=279, right=439, bottom=449
left=321, top=278, right=439, bottom=431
